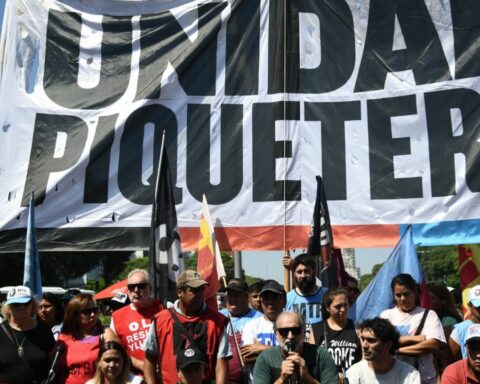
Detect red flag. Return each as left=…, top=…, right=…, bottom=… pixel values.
left=459, top=244, right=480, bottom=316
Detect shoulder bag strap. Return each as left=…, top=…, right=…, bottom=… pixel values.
left=415, top=309, right=429, bottom=336
left=323, top=321, right=329, bottom=349
left=169, top=308, right=199, bottom=350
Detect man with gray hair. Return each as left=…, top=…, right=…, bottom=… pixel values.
left=253, top=311, right=338, bottom=384
left=110, top=269, right=163, bottom=373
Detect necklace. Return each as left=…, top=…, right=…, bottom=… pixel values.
left=9, top=327, right=27, bottom=358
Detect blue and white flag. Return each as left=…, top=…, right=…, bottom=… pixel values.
left=350, top=226, right=423, bottom=322
left=23, top=192, right=42, bottom=298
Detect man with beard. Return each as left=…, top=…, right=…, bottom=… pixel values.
left=346, top=317, right=420, bottom=384
left=253, top=311, right=338, bottom=384
left=442, top=323, right=480, bottom=383
left=285, top=254, right=327, bottom=340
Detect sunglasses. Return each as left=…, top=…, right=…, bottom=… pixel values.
left=276, top=327, right=302, bottom=337
left=127, top=283, right=149, bottom=291
left=10, top=301, right=32, bottom=308
left=81, top=307, right=99, bottom=316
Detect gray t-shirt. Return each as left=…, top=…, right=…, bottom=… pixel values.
left=346, top=359, right=421, bottom=384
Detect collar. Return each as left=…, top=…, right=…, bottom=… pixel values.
left=173, top=300, right=207, bottom=316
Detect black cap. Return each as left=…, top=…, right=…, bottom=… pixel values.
left=176, top=348, right=207, bottom=370
left=226, top=278, right=249, bottom=293
left=260, top=280, right=286, bottom=296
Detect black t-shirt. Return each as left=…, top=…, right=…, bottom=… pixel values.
left=311, top=319, right=361, bottom=373
left=0, top=320, right=55, bottom=384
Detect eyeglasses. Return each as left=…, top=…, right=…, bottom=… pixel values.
left=127, top=283, right=149, bottom=291
left=10, top=301, right=32, bottom=308
left=276, top=327, right=302, bottom=337
left=81, top=307, right=99, bottom=316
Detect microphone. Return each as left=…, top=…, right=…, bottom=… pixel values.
left=46, top=345, right=64, bottom=383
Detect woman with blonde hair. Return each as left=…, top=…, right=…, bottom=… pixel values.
left=56, top=293, right=118, bottom=384
left=86, top=341, right=143, bottom=384
left=0, top=286, right=55, bottom=383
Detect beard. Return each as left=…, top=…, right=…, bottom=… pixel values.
left=297, top=277, right=316, bottom=293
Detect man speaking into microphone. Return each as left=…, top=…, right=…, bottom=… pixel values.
left=253, top=311, right=338, bottom=384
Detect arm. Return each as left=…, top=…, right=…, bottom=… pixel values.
left=103, top=327, right=120, bottom=343
left=130, top=355, right=144, bottom=372
left=398, top=335, right=426, bottom=346
left=241, top=340, right=272, bottom=364
left=448, top=337, right=461, bottom=362
left=397, top=338, right=444, bottom=356
left=143, top=352, right=160, bottom=384
left=215, top=357, right=229, bottom=384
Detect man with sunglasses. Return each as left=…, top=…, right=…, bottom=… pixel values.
left=110, top=269, right=163, bottom=374
left=449, top=285, right=480, bottom=361
left=346, top=275, right=360, bottom=305
left=253, top=311, right=338, bottom=384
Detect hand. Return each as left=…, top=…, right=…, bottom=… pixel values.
left=283, top=254, right=293, bottom=269
left=286, top=352, right=308, bottom=379
left=241, top=340, right=266, bottom=364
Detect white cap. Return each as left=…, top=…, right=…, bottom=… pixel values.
left=469, top=285, right=480, bottom=307
left=466, top=324, right=480, bottom=344
left=5, top=286, right=33, bottom=305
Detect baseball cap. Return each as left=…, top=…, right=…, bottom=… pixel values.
left=466, top=324, right=480, bottom=344
left=260, top=280, right=286, bottom=296
left=176, top=347, right=207, bottom=370
left=469, top=285, right=480, bottom=307
left=176, top=270, right=209, bottom=288
left=226, top=278, right=249, bottom=293
left=5, top=286, right=33, bottom=305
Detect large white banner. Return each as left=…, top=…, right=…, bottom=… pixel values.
left=0, top=0, right=479, bottom=251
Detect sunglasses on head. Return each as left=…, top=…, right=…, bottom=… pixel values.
left=276, top=327, right=302, bottom=337
left=127, top=283, right=149, bottom=291
left=81, top=307, right=99, bottom=316
left=10, top=301, right=32, bottom=308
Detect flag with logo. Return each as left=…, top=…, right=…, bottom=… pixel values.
left=459, top=244, right=480, bottom=316
left=23, top=192, right=42, bottom=298
left=149, top=138, right=184, bottom=303
left=307, top=175, right=347, bottom=287
left=350, top=226, right=430, bottom=322
left=197, top=194, right=226, bottom=309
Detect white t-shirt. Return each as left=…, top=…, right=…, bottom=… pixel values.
left=85, top=373, right=144, bottom=384
left=380, top=306, right=446, bottom=384
left=241, top=315, right=276, bottom=347
left=346, top=359, right=421, bottom=384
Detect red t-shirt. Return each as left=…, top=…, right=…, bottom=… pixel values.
left=111, top=299, right=163, bottom=361
left=56, top=333, right=100, bottom=384
left=441, top=359, right=480, bottom=384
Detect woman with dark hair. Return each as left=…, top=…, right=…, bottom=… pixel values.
left=56, top=293, right=118, bottom=384
left=308, top=287, right=361, bottom=380
left=0, top=286, right=55, bottom=384
left=86, top=341, right=143, bottom=384
left=381, top=273, right=446, bottom=384
left=38, top=292, right=64, bottom=339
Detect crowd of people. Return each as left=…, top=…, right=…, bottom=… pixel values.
left=1, top=253, right=480, bottom=384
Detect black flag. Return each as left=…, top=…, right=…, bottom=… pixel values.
left=149, top=133, right=184, bottom=303
left=307, top=175, right=339, bottom=288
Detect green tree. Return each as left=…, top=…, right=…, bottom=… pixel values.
left=417, top=246, right=459, bottom=287
left=359, top=263, right=383, bottom=290
left=118, top=256, right=149, bottom=280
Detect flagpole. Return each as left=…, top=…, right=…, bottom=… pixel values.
left=149, top=130, right=167, bottom=300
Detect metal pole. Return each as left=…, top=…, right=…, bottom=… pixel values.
left=233, top=251, right=242, bottom=278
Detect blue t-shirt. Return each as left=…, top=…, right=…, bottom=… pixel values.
left=451, top=319, right=473, bottom=358
left=286, top=286, right=327, bottom=339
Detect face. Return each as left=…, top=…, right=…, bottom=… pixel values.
left=178, top=285, right=205, bottom=313
left=226, top=290, right=249, bottom=316
left=260, top=292, right=286, bottom=321
left=468, top=341, right=480, bottom=378
left=327, top=294, right=349, bottom=323
left=38, top=299, right=57, bottom=326
left=179, top=363, right=205, bottom=384
left=249, top=291, right=262, bottom=311
left=393, top=284, right=416, bottom=313
left=429, top=291, right=441, bottom=312
left=10, top=300, right=33, bottom=321
left=470, top=304, right=480, bottom=322
left=347, top=281, right=360, bottom=304
left=360, top=328, right=391, bottom=362
left=79, top=300, right=99, bottom=331
left=127, top=272, right=152, bottom=308
left=275, top=313, right=304, bottom=353
left=294, top=264, right=316, bottom=293
left=99, top=349, right=124, bottom=381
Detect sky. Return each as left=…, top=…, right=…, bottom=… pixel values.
left=241, top=247, right=392, bottom=283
